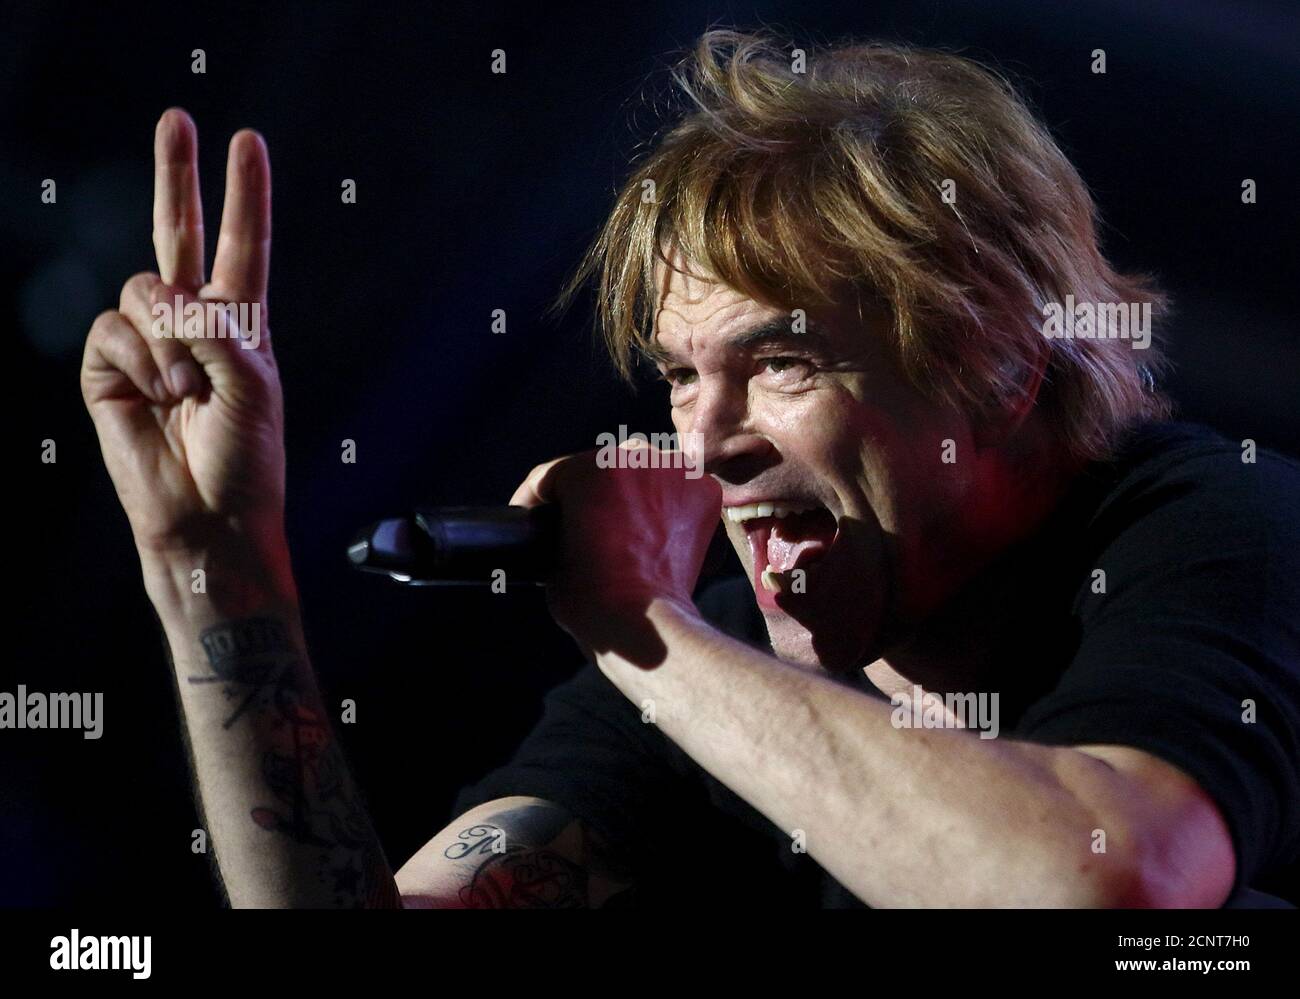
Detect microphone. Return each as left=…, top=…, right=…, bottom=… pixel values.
left=347, top=506, right=560, bottom=585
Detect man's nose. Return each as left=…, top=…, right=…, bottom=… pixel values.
left=685, top=381, right=777, bottom=482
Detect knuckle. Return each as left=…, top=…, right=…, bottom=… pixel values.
left=120, top=271, right=161, bottom=307
left=89, top=309, right=121, bottom=338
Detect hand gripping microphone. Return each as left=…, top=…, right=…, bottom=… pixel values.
left=347, top=506, right=561, bottom=585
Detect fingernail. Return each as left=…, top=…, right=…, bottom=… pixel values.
left=151, top=377, right=168, bottom=402
left=168, top=359, right=203, bottom=397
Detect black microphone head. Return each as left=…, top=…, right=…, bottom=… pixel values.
left=348, top=506, right=559, bottom=586
left=348, top=516, right=434, bottom=582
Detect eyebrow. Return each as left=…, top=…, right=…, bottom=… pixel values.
left=642, top=316, right=834, bottom=367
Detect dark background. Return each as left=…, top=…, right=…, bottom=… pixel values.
left=3, top=0, right=1296, bottom=906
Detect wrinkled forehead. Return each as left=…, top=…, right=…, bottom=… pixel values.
left=650, top=252, right=784, bottom=355
left=650, top=249, right=719, bottom=324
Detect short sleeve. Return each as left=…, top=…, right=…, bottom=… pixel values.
left=450, top=575, right=768, bottom=873
left=1012, top=442, right=1300, bottom=898
left=449, top=660, right=695, bottom=872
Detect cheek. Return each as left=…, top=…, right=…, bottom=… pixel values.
left=759, top=392, right=844, bottom=454
left=848, top=417, right=977, bottom=555
left=806, top=394, right=921, bottom=542
left=788, top=391, right=895, bottom=490
left=669, top=404, right=699, bottom=441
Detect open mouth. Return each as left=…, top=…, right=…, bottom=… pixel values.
left=725, top=501, right=840, bottom=598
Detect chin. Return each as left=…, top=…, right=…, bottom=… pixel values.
left=760, top=600, right=875, bottom=677
left=765, top=620, right=826, bottom=670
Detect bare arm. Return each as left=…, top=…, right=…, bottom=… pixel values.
left=593, top=597, right=1235, bottom=908
left=81, top=109, right=400, bottom=907
left=152, top=557, right=401, bottom=908
left=396, top=796, right=635, bottom=908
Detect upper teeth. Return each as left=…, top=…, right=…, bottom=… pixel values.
left=725, top=502, right=816, bottom=524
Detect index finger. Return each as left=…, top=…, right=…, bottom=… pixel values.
left=152, top=108, right=205, bottom=289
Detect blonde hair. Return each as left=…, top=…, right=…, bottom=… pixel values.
left=556, top=30, right=1171, bottom=461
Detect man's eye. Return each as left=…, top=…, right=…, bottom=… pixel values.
left=761, top=357, right=807, bottom=375
left=662, top=368, right=698, bottom=386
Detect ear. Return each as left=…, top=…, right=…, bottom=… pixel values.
left=970, top=344, right=1048, bottom=450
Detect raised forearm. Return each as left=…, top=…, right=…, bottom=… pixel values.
left=148, top=551, right=400, bottom=908
left=596, top=599, right=1142, bottom=907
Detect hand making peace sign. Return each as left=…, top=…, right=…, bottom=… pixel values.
left=81, top=109, right=290, bottom=574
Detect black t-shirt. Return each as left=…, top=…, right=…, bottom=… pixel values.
left=452, top=421, right=1300, bottom=907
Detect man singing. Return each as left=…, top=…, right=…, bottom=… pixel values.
left=82, top=30, right=1299, bottom=908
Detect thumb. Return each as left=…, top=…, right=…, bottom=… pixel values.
left=148, top=282, right=265, bottom=370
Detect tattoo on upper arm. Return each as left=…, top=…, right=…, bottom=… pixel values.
left=188, top=617, right=400, bottom=907
left=442, top=804, right=636, bottom=908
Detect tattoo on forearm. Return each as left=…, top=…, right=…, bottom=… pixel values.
left=189, top=617, right=295, bottom=729
left=188, top=617, right=399, bottom=907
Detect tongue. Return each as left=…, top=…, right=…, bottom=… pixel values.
left=766, top=520, right=834, bottom=573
